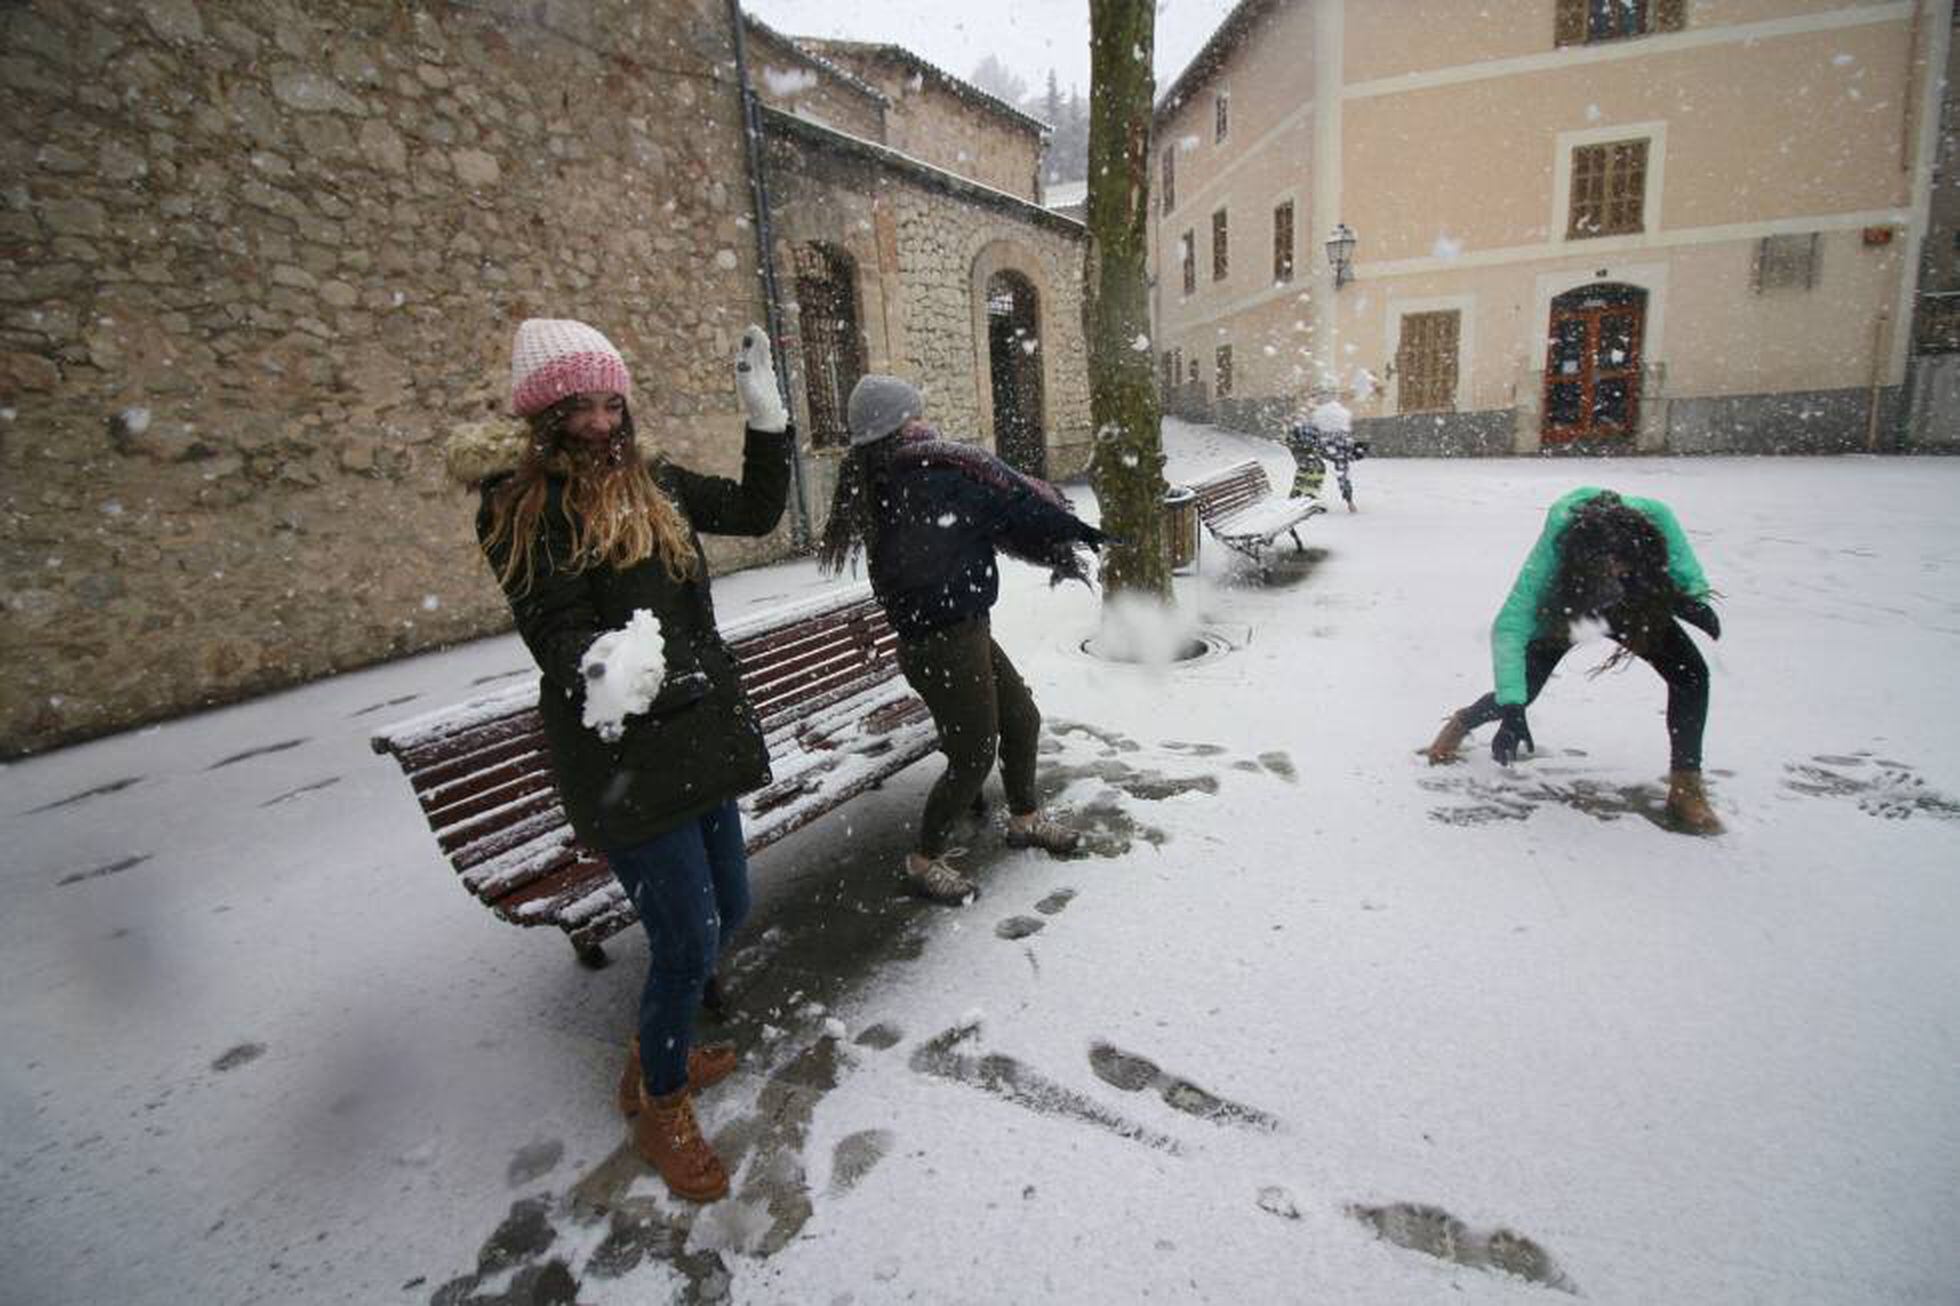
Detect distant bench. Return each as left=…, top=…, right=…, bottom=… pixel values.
left=1186, top=458, right=1325, bottom=572
left=372, top=584, right=938, bottom=967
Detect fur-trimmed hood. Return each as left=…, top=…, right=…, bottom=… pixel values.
left=444, top=417, right=531, bottom=487
left=443, top=417, right=662, bottom=487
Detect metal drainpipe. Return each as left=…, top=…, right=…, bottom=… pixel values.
left=726, top=0, right=811, bottom=549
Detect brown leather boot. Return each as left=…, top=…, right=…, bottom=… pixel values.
left=1421, top=712, right=1471, bottom=765
left=619, top=1037, right=738, bottom=1117
left=1665, top=769, right=1724, bottom=835
left=633, top=1087, right=729, bottom=1202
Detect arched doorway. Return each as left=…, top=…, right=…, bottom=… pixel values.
left=1543, top=282, right=1646, bottom=444
left=794, top=242, right=865, bottom=448
left=985, top=270, right=1046, bottom=477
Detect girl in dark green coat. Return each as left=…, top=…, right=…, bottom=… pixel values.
left=1422, top=487, right=1725, bottom=834
left=464, top=318, right=792, bottom=1203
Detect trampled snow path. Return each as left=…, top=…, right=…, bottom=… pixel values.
left=3, top=424, right=1957, bottom=1304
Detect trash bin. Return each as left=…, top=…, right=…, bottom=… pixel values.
left=1162, top=484, right=1200, bottom=575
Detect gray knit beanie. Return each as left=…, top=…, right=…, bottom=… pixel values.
left=846, top=374, right=923, bottom=445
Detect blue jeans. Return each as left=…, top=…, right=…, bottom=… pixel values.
left=606, top=800, right=751, bottom=1096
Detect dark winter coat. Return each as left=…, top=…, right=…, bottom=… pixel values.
left=863, top=433, right=1096, bottom=641
left=461, top=424, right=792, bottom=852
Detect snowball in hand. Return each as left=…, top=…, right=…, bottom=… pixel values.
left=579, top=610, right=668, bottom=742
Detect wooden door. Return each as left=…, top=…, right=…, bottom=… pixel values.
left=1543, top=284, right=1645, bottom=444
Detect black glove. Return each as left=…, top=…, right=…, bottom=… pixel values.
left=1674, top=595, right=1721, bottom=640
left=645, top=669, right=711, bottom=718
left=1048, top=546, right=1095, bottom=590
left=1491, top=705, right=1534, bottom=766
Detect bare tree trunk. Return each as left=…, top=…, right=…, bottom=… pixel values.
left=1083, top=0, right=1170, bottom=603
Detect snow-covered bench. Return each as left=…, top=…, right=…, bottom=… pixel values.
left=1186, top=459, right=1325, bottom=571
left=371, top=584, right=936, bottom=967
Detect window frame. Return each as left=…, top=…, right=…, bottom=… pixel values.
left=1554, top=0, right=1685, bottom=46
left=1273, top=198, right=1296, bottom=285
left=1553, top=123, right=1664, bottom=246
left=1212, top=207, right=1229, bottom=282
left=1385, top=295, right=1474, bottom=418
left=1161, top=142, right=1176, bottom=215
left=1215, top=343, right=1234, bottom=399
left=1180, top=229, right=1196, bottom=296
left=1215, top=89, right=1230, bottom=144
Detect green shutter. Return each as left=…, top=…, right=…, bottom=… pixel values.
left=1652, top=0, right=1687, bottom=33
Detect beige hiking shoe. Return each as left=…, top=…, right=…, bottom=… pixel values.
left=1665, top=769, right=1725, bottom=835
left=903, top=848, right=977, bottom=904
left=632, top=1087, right=729, bottom=1203
left=1004, top=812, right=1082, bottom=854
left=1421, top=711, right=1471, bottom=765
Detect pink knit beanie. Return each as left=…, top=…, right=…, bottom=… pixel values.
left=510, top=318, right=633, bottom=417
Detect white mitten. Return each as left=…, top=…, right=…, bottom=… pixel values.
left=734, top=324, right=788, bottom=433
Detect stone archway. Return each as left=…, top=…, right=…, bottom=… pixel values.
left=969, top=239, right=1064, bottom=472
left=985, top=269, right=1046, bottom=476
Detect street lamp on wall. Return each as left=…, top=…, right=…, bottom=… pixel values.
left=1326, top=223, right=1356, bottom=288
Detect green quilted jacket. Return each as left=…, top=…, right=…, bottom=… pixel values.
left=1490, top=486, right=1711, bottom=705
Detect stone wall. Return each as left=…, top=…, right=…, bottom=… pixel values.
left=794, top=45, right=1043, bottom=202
left=762, top=113, right=1092, bottom=509
left=743, top=23, right=886, bottom=142
left=0, top=0, right=783, bottom=756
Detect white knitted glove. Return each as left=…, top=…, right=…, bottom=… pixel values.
left=734, top=325, right=788, bottom=433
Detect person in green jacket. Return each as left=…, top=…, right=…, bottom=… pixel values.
left=459, top=318, right=793, bottom=1203
left=1421, top=487, right=1725, bottom=834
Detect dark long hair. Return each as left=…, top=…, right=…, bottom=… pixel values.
left=1543, top=493, right=1677, bottom=640
left=817, top=437, right=901, bottom=574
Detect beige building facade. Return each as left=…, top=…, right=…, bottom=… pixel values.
left=1152, top=0, right=1954, bottom=455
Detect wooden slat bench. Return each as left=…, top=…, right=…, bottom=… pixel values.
left=372, top=584, right=938, bottom=967
left=1186, top=458, right=1326, bottom=572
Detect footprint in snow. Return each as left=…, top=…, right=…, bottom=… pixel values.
left=1087, top=1042, right=1281, bottom=1132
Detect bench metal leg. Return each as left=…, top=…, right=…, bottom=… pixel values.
left=572, top=938, right=610, bottom=969
left=1289, top=527, right=1306, bottom=552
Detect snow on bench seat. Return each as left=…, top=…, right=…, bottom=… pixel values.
left=371, top=583, right=938, bottom=966
left=1186, top=458, right=1325, bottom=568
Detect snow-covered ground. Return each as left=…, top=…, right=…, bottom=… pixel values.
left=4, top=422, right=1958, bottom=1305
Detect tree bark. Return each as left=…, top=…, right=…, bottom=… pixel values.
left=1083, top=0, right=1170, bottom=603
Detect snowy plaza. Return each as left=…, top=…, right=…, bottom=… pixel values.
left=5, top=425, right=1957, bottom=1305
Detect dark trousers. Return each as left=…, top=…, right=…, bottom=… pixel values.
left=1457, top=619, right=1709, bottom=771
left=607, top=800, right=750, bottom=1096
left=896, top=616, right=1041, bottom=856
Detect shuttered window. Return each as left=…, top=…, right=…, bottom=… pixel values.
left=1273, top=201, right=1295, bottom=283
left=1215, top=92, right=1230, bottom=142
left=1212, top=208, right=1229, bottom=281
left=1395, top=310, right=1460, bottom=414
left=1555, top=0, right=1685, bottom=46
left=1181, top=230, right=1196, bottom=295
left=1568, top=139, right=1647, bottom=238
left=1161, top=144, right=1176, bottom=214
left=1754, top=233, right=1820, bottom=292
left=1216, top=345, right=1234, bottom=398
